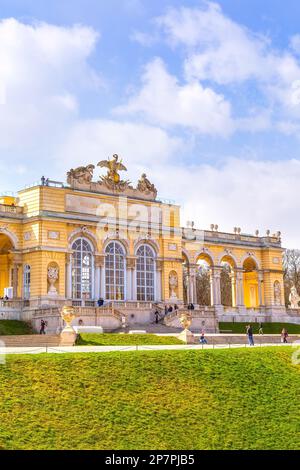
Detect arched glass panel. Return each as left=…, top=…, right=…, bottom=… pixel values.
left=136, top=245, right=155, bottom=301
left=105, top=242, right=126, bottom=300
left=23, top=265, right=31, bottom=300
left=72, top=238, right=93, bottom=299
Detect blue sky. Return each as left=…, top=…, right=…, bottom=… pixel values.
left=1, top=0, right=300, bottom=246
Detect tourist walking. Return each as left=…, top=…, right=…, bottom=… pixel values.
left=281, top=328, right=288, bottom=343
left=246, top=324, right=254, bottom=346
left=199, top=332, right=208, bottom=345
left=155, top=310, right=160, bottom=324
left=258, top=322, right=264, bottom=335
left=40, top=319, right=46, bottom=335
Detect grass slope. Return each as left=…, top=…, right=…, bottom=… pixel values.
left=76, top=333, right=184, bottom=346
left=219, top=322, right=300, bottom=334
left=0, top=348, right=299, bottom=450
left=0, top=320, right=33, bottom=336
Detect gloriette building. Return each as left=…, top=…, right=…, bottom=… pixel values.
left=0, top=155, right=294, bottom=332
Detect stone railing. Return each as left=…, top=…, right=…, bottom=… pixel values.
left=72, top=300, right=97, bottom=307
left=111, top=301, right=155, bottom=309
left=182, top=227, right=281, bottom=247
left=0, top=299, right=24, bottom=309
left=0, top=204, right=23, bottom=215
left=164, top=306, right=216, bottom=323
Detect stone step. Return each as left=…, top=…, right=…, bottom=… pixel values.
left=193, top=334, right=300, bottom=345
left=116, top=322, right=181, bottom=334
left=0, top=335, right=60, bottom=347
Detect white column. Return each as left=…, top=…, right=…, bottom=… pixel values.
left=209, top=270, right=214, bottom=306
left=132, top=268, right=137, bottom=301
left=258, top=271, right=264, bottom=306
left=100, top=265, right=105, bottom=299
left=184, top=274, right=190, bottom=304
left=156, top=268, right=162, bottom=302
left=230, top=272, right=237, bottom=307
left=126, top=268, right=132, bottom=300
left=189, top=266, right=197, bottom=304
left=211, top=267, right=221, bottom=306
left=66, top=261, right=72, bottom=299
left=94, top=266, right=100, bottom=300
left=236, top=270, right=245, bottom=307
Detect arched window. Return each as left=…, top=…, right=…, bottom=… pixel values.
left=23, top=265, right=31, bottom=300
left=105, top=242, right=126, bottom=300
left=72, top=238, right=94, bottom=299
left=136, top=245, right=155, bottom=301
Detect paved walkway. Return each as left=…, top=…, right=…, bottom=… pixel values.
left=0, top=342, right=297, bottom=355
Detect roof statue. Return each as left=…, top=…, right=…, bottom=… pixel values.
left=98, top=154, right=127, bottom=184
left=97, top=154, right=132, bottom=191
left=137, top=173, right=157, bottom=198
left=67, top=164, right=95, bottom=185
left=66, top=154, right=157, bottom=201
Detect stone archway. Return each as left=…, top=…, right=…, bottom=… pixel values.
left=195, top=253, right=214, bottom=306
left=243, top=257, right=259, bottom=308
left=220, top=255, right=237, bottom=307
left=0, top=233, right=14, bottom=297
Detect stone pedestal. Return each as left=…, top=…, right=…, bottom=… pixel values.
left=60, top=328, right=77, bottom=346
left=177, top=329, right=194, bottom=344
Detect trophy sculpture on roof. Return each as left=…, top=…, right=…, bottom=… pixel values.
left=97, top=154, right=132, bottom=191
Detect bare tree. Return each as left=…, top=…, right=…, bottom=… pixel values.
left=283, top=249, right=300, bottom=306
left=221, top=264, right=232, bottom=306
left=196, top=266, right=211, bottom=306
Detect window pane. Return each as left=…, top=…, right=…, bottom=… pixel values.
left=72, top=238, right=93, bottom=299
left=136, top=245, right=155, bottom=301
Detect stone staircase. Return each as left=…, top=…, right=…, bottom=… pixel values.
left=116, top=322, right=181, bottom=334
left=0, top=334, right=60, bottom=347
left=164, top=308, right=218, bottom=333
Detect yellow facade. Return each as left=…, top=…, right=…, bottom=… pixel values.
left=0, top=166, right=286, bottom=321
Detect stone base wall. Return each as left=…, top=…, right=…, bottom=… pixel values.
left=0, top=309, right=21, bottom=321
left=219, top=314, right=300, bottom=325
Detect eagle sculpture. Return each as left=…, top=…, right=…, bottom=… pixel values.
left=97, top=154, right=127, bottom=184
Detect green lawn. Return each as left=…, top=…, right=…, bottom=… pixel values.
left=0, top=320, right=33, bottom=336
left=76, top=333, right=184, bottom=346
left=219, top=322, right=300, bottom=334
left=0, top=348, right=299, bottom=450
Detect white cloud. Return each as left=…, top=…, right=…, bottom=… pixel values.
left=115, top=57, right=234, bottom=137
left=290, top=34, right=300, bottom=55
left=150, top=157, right=300, bottom=248
left=130, top=30, right=159, bottom=47
left=0, top=18, right=100, bottom=189
left=158, top=2, right=268, bottom=84
left=154, top=3, right=300, bottom=126
left=56, top=118, right=183, bottom=176
left=157, top=2, right=300, bottom=88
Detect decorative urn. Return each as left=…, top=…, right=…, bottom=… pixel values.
left=61, top=305, right=76, bottom=331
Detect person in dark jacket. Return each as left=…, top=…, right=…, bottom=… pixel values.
left=40, top=319, right=46, bottom=335
left=246, top=324, right=254, bottom=346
